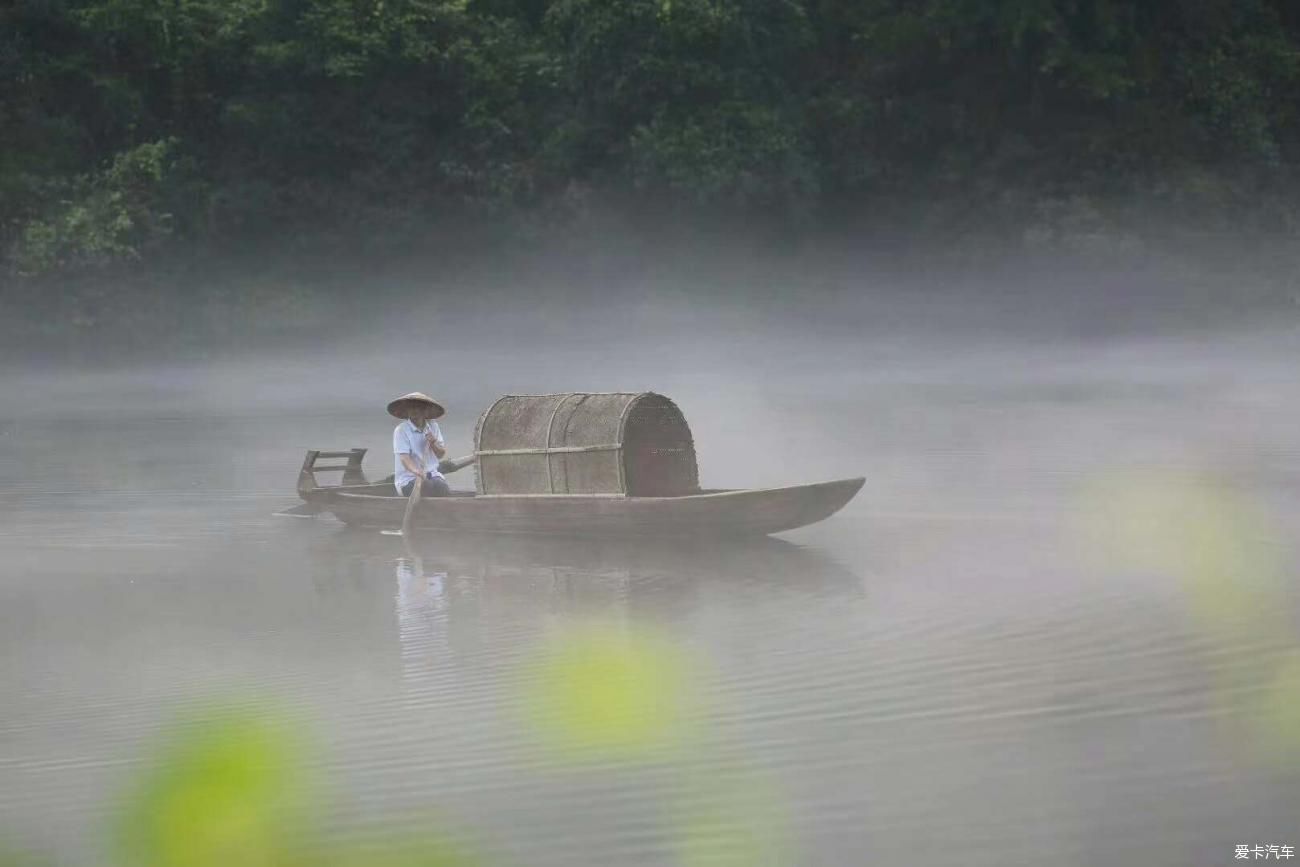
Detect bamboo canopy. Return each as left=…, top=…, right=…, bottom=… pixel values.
left=473, top=393, right=699, bottom=496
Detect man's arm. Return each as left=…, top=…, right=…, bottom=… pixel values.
left=399, top=453, right=425, bottom=476
left=426, top=427, right=447, bottom=460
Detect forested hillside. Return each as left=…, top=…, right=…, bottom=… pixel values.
left=3, top=0, right=1299, bottom=288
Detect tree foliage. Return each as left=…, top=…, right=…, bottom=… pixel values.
left=3, top=0, right=1299, bottom=278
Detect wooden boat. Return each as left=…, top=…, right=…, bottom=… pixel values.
left=299, top=475, right=864, bottom=537
left=295, top=392, right=864, bottom=537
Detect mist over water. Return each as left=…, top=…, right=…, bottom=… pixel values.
left=2, top=275, right=1299, bottom=865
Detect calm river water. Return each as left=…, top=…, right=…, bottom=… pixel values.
left=2, top=313, right=1298, bottom=866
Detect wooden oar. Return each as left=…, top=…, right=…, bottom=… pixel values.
left=438, top=453, right=477, bottom=474
left=381, top=454, right=473, bottom=537
left=382, top=475, right=422, bottom=536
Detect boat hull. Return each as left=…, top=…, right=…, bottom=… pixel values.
left=305, top=477, right=864, bottom=537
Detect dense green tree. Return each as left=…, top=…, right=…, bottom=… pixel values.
left=543, top=0, right=814, bottom=214
left=3, top=0, right=1299, bottom=280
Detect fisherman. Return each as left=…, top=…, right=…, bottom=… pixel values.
left=388, top=391, right=451, bottom=497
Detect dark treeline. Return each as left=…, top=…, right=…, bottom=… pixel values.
left=3, top=0, right=1300, bottom=342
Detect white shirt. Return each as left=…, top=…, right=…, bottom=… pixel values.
left=393, top=420, right=445, bottom=493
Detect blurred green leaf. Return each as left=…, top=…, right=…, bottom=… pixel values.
left=0, top=846, right=53, bottom=867
left=1077, top=471, right=1300, bottom=767
left=521, top=623, right=699, bottom=761
left=307, top=833, right=483, bottom=867
left=1076, top=471, right=1287, bottom=636
left=672, top=770, right=792, bottom=867
left=115, top=706, right=319, bottom=867
left=1247, top=649, right=1300, bottom=761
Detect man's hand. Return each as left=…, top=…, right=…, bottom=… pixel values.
left=425, top=430, right=447, bottom=460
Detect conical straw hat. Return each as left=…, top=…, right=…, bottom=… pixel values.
left=387, top=392, right=446, bottom=419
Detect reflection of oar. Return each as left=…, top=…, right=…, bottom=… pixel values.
left=382, top=475, right=422, bottom=537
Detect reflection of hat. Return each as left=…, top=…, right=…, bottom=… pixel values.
left=387, top=392, right=446, bottom=419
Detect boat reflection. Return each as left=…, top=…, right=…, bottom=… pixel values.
left=325, top=529, right=862, bottom=597
left=303, top=529, right=864, bottom=682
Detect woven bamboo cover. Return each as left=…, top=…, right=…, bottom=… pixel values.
left=474, top=393, right=698, bottom=496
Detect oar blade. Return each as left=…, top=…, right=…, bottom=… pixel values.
left=273, top=503, right=322, bottom=519
left=384, top=476, right=424, bottom=537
